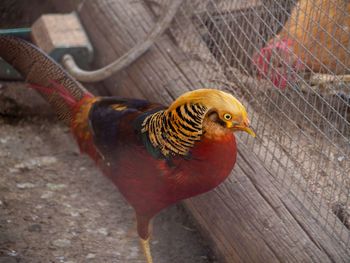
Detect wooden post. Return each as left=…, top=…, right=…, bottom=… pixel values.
left=49, top=0, right=350, bottom=262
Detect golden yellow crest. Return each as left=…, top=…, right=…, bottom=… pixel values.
left=168, top=89, right=249, bottom=125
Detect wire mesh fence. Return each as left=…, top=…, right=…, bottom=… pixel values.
left=151, top=0, right=349, bottom=250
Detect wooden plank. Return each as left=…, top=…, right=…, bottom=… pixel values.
left=145, top=0, right=262, bottom=16
left=48, top=0, right=350, bottom=262
left=31, top=13, right=90, bottom=54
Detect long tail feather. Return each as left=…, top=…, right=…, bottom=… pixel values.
left=27, top=84, right=55, bottom=95
left=48, top=79, right=77, bottom=106
left=0, top=34, right=93, bottom=125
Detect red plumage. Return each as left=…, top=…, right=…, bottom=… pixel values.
left=69, top=95, right=238, bottom=239
left=112, top=134, right=236, bottom=219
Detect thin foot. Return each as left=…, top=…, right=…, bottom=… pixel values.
left=140, top=237, right=153, bottom=263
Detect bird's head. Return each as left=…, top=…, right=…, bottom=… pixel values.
left=253, top=39, right=303, bottom=89
left=167, top=89, right=255, bottom=138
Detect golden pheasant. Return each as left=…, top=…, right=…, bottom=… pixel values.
left=0, top=34, right=255, bottom=263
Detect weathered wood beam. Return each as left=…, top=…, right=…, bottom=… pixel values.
left=48, top=0, right=350, bottom=262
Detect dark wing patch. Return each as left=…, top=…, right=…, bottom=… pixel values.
left=88, top=97, right=163, bottom=159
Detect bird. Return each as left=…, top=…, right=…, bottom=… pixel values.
left=253, top=0, right=350, bottom=89
left=0, top=34, right=255, bottom=263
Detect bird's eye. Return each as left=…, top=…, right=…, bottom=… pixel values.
left=223, top=114, right=232, bottom=120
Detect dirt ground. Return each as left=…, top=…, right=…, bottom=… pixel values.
left=0, top=86, right=216, bottom=263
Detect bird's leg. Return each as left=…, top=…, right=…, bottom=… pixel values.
left=140, top=237, right=153, bottom=263
left=136, top=214, right=153, bottom=263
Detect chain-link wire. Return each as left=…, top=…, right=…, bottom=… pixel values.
left=153, top=0, right=350, bottom=250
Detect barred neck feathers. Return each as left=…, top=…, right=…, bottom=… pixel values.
left=141, top=103, right=207, bottom=158
left=140, top=89, right=254, bottom=159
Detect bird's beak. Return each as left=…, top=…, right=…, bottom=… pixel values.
left=230, top=119, right=255, bottom=137
left=237, top=125, right=255, bottom=137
